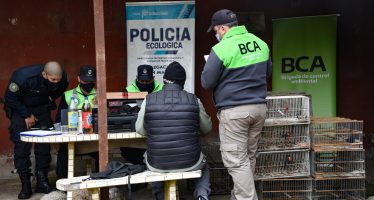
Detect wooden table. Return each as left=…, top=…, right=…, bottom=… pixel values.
left=21, top=132, right=146, bottom=199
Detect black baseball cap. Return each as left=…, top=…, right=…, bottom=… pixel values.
left=207, top=9, right=238, bottom=32
left=79, top=65, right=96, bottom=82
left=137, top=64, right=154, bottom=81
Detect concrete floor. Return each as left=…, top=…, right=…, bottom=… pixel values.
left=0, top=177, right=230, bottom=200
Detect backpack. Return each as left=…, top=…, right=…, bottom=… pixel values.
left=86, top=161, right=146, bottom=200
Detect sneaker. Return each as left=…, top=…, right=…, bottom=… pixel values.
left=197, top=196, right=207, bottom=200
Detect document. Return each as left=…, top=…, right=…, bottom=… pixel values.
left=20, top=130, right=62, bottom=137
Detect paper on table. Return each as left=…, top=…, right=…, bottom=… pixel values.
left=20, top=130, right=62, bottom=137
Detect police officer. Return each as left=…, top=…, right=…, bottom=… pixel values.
left=125, top=64, right=163, bottom=93
left=55, top=65, right=97, bottom=179
left=121, top=64, right=163, bottom=165
left=4, top=61, right=68, bottom=199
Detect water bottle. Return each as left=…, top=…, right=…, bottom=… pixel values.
left=68, top=96, right=79, bottom=134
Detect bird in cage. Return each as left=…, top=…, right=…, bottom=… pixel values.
left=284, top=155, right=295, bottom=174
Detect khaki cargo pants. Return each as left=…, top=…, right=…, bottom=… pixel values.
left=218, top=104, right=267, bottom=200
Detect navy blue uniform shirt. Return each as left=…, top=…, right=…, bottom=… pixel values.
left=4, top=64, right=69, bottom=118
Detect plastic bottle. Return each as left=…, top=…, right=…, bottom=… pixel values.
left=82, top=96, right=93, bottom=134
left=68, top=96, right=79, bottom=134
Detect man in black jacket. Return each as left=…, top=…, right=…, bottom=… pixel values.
left=136, top=62, right=212, bottom=200
left=4, top=61, right=68, bottom=199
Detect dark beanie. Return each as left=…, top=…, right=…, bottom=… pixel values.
left=163, top=61, right=186, bottom=88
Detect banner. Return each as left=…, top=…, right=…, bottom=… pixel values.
left=126, top=1, right=195, bottom=93
left=272, top=15, right=338, bottom=117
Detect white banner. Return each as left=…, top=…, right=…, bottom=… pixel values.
left=126, top=1, right=195, bottom=93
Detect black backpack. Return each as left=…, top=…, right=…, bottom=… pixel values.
left=86, top=161, right=146, bottom=200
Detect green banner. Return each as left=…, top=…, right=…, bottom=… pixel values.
left=272, top=15, right=337, bottom=117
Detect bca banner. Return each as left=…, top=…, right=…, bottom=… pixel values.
left=126, top=1, right=195, bottom=93
left=272, top=15, right=338, bottom=117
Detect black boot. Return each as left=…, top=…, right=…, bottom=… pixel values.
left=35, top=171, right=55, bottom=194
left=18, top=172, right=32, bottom=199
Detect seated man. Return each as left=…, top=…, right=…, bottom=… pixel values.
left=135, top=62, right=212, bottom=200
left=55, top=65, right=98, bottom=179
left=121, top=64, right=163, bottom=165
left=125, top=64, right=163, bottom=93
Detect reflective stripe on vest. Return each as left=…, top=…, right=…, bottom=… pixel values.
left=64, top=86, right=96, bottom=108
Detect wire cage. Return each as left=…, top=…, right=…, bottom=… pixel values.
left=255, top=149, right=310, bottom=180
left=311, top=117, right=363, bottom=149
left=265, top=95, right=311, bottom=126
left=209, top=167, right=233, bottom=195
left=258, top=124, right=310, bottom=151
left=258, top=178, right=313, bottom=200
left=313, top=178, right=365, bottom=200
left=311, top=149, right=365, bottom=179
left=201, top=142, right=224, bottom=168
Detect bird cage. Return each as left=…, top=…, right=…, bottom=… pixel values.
left=209, top=167, right=233, bottom=195
left=313, top=178, right=365, bottom=200
left=201, top=142, right=223, bottom=168
left=259, top=178, right=313, bottom=200
left=265, top=95, right=311, bottom=126
left=255, top=149, right=310, bottom=180
left=311, top=149, right=365, bottom=179
left=258, top=124, right=310, bottom=151
left=311, top=117, right=363, bottom=149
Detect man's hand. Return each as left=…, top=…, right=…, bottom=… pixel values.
left=25, top=114, right=37, bottom=130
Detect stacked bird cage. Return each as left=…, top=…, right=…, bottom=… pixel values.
left=311, top=117, right=363, bottom=149
left=259, top=178, right=313, bottom=200
left=258, top=124, right=310, bottom=151
left=256, top=94, right=312, bottom=199
left=256, top=149, right=310, bottom=180
left=310, top=117, right=365, bottom=199
left=256, top=94, right=311, bottom=180
left=264, top=95, right=310, bottom=126
left=313, top=177, right=365, bottom=200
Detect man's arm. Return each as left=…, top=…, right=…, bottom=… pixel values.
left=201, top=50, right=224, bottom=89
left=135, top=97, right=147, bottom=136
left=4, top=80, right=31, bottom=118
left=198, top=99, right=212, bottom=134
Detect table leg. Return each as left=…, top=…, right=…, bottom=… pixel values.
left=68, top=142, right=75, bottom=199
left=164, top=180, right=178, bottom=200
left=89, top=188, right=100, bottom=200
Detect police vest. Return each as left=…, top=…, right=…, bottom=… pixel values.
left=64, top=86, right=96, bottom=108
left=126, top=80, right=163, bottom=93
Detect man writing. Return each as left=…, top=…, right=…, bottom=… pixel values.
left=201, top=9, right=272, bottom=200
left=55, top=65, right=97, bottom=179
left=4, top=61, right=68, bottom=199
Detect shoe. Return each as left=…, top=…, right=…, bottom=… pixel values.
left=18, top=172, right=32, bottom=199
left=197, top=196, right=208, bottom=200
left=35, top=171, right=55, bottom=194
